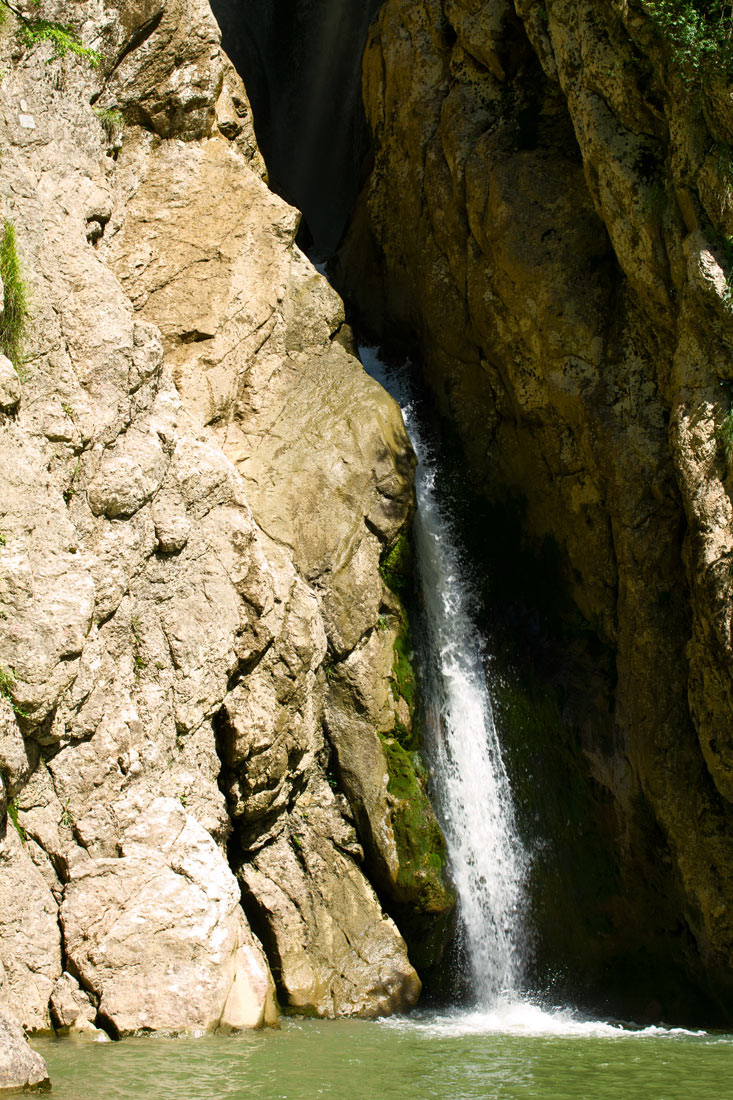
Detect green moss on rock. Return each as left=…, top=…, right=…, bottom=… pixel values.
left=379, top=733, right=455, bottom=975
left=379, top=733, right=453, bottom=913
left=0, top=220, right=28, bottom=369
left=374, top=531, right=456, bottom=975
left=390, top=606, right=417, bottom=744
left=379, top=533, right=412, bottom=596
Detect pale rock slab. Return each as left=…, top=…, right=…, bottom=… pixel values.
left=0, top=1009, right=49, bottom=1092
left=0, top=826, right=61, bottom=1033
left=60, top=798, right=276, bottom=1035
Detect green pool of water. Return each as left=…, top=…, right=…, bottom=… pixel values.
left=21, top=1006, right=733, bottom=1100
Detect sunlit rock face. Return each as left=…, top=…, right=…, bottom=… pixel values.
left=0, top=0, right=445, bottom=1038
left=0, top=1010, right=49, bottom=1091
left=210, top=0, right=383, bottom=254
left=335, top=0, right=733, bottom=1023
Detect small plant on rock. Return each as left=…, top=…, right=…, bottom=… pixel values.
left=7, top=798, right=25, bottom=842
left=643, top=0, right=733, bottom=82
left=95, top=107, right=123, bottom=142
left=379, top=534, right=412, bottom=596
left=62, top=462, right=80, bottom=505
left=0, top=665, right=28, bottom=717
left=0, top=220, right=27, bottom=369
left=0, top=1, right=101, bottom=67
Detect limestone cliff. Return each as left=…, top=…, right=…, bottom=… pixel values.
left=0, top=0, right=453, bottom=1065
left=338, top=0, right=733, bottom=1022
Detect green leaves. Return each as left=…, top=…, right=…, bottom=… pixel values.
left=644, top=0, right=733, bottom=81
left=16, top=17, right=100, bottom=65
left=0, top=2, right=101, bottom=68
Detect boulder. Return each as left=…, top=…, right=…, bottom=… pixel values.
left=0, top=1010, right=49, bottom=1092
left=60, top=799, right=276, bottom=1035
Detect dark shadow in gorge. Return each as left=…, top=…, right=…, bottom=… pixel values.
left=419, top=409, right=719, bottom=1027
left=209, top=0, right=383, bottom=258
left=352, top=340, right=719, bottom=1025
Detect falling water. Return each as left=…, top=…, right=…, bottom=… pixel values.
left=360, top=348, right=528, bottom=1006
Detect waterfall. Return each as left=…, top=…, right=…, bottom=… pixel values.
left=360, top=348, right=528, bottom=1007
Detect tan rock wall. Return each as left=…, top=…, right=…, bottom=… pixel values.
left=0, top=0, right=440, bottom=1036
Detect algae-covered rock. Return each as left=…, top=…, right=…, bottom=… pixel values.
left=323, top=539, right=455, bottom=976
left=379, top=735, right=449, bottom=912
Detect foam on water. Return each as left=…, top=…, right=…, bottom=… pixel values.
left=377, top=1001, right=708, bottom=1041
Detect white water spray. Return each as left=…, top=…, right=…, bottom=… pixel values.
left=360, top=348, right=529, bottom=1007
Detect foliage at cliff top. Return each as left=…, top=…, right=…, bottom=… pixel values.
left=644, top=0, right=733, bottom=80
left=0, top=0, right=100, bottom=66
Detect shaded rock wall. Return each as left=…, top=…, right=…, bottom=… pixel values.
left=0, top=0, right=452, bottom=1042
left=338, top=0, right=733, bottom=1021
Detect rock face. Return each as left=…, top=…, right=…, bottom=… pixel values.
left=0, top=0, right=451, bottom=1039
left=60, top=798, right=277, bottom=1035
left=338, top=0, right=733, bottom=1020
left=0, top=1010, right=49, bottom=1092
